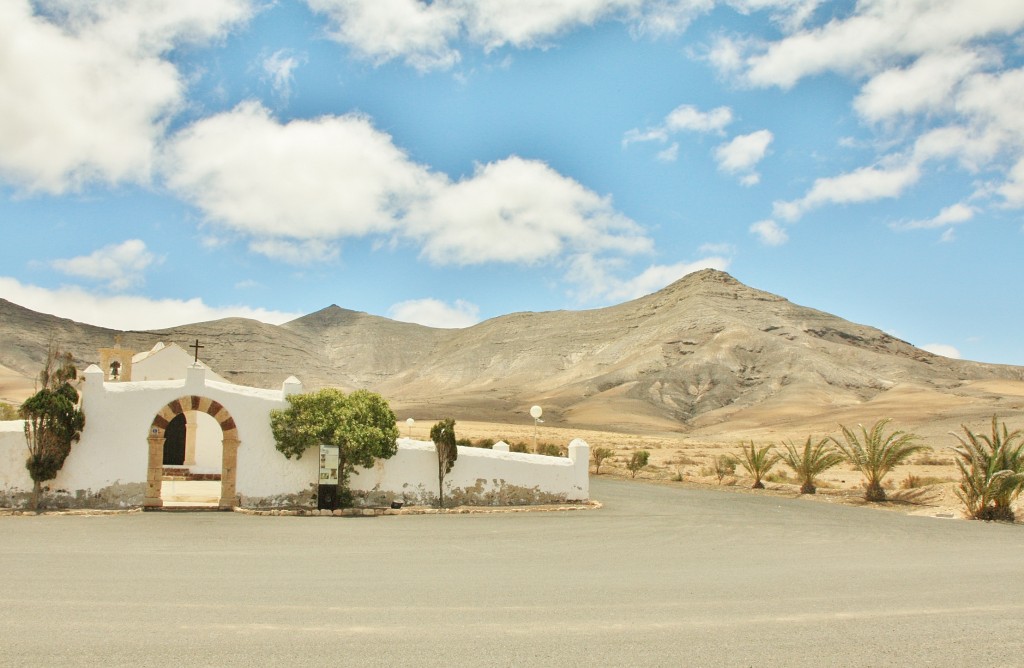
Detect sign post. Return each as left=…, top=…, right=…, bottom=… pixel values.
left=318, top=444, right=340, bottom=510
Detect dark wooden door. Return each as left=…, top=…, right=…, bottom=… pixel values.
left=163, top=414, right=186, bottom=465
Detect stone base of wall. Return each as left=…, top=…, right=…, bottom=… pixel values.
left=241, top=479, right=586, bottom=510
left=0, top=481, right=147, bottom=510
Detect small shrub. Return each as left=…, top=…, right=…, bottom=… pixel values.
left=456, top=437, right=473, bottom=447
left=592, top=447, right=614, bottom=474
left=536, top=443, right=564, bottom=457
left=914, top=453, right=952, bottom=466
left=475, top=438, right=495, bottom=449
left=713, top=455, right=736, bottom=484
left=627, top=450, right=650, bottom=478
left=901, top=474, right=954, bottom=489
left=764, top=470, right=790, bottom=484
left=509, top=442, right=530, bottom=453
left=0, top=403, right=19, bottom=420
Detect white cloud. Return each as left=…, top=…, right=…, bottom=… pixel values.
left=625, top=104, right=733, bottom=145
left=407, top=156, right=651, bottom=266
left=892, top=202, right=976, bottom=231
left=715, top=0, right=1024, bottom=228
left=664, top=104, right=733, bottom=134
left=0, top=277, right=299, bottom=331
left=306, top=0, right=461, bottom=71
left=921, top=343, right=962, bottom=359
left=262, top=49, right=305, bottom=100
left=773, top=161, right=921, bottom=221
left=387, top=298, right=480, bottom=328
left=854, top=49, right=984, bottom=122
left=749, top=219, right=788, bottom=246
left=0, top=0, right=252, bottom=194
left=165, top=103, right=652, bottom=287
left=735, top=0, right=1024, bottom=89
left=248, top=239, right=340, bottom=264
left=656, top=143, right=679, bottom=162
left=306, top=0, right=716, bottom=70
left=567, top=253, right=730, bottom=302
left=1000, top=158, right=1024, bottom=207
left=165, top=102, right=439, bottom=239
left=51, top=239, right=158, bottom=291
left=698, top=242, right=736, bottom=255
left=714, top=129, right=773, bottom=183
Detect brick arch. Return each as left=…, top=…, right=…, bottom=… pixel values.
left=149, top=395, right=238, bottom=441
left=143, top=395, right=242, bottom=510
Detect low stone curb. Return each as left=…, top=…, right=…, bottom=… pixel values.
left=1, top=501, right=602, bottom=517
left=233, top=500, right=602, bottom=517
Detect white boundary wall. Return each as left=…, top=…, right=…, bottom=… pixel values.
left=0, top=368, right=589, bottom=508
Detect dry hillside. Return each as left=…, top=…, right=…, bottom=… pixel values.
left=2, top=269, right=1022, bottom=444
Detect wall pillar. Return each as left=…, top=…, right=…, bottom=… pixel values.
left=219, top=437, right=240, bottom=509
left=183, top=411, right=197, bottom=466
left=145, top=435, right=165, bottom=508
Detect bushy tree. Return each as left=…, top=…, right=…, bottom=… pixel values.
left=738, top=441, right=780, bottom=489
left=430, top=418, right=458, bottom=508
left=21, top=344, right=85, bottom=509
left=781, top=436, right=844, bottom=494
left=832, top=419, right=927, bottom=502
left=270, top=388, right=399, bottom=507
left=627, top=450, right=649, bottom=478
left=952, top=416, right=1024, bottom=522
left=592, top=447, right=614, bottom=475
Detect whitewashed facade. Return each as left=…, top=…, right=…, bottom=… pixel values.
left=0, top=363, right=589, bottom=509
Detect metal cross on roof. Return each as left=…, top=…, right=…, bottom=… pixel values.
left=189, top=339, right=204, bottom=364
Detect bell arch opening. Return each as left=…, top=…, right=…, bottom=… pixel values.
left=144, top=395, right=240, bottom=510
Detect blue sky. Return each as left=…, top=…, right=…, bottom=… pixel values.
left=2, top=0, right=1023, bottom=365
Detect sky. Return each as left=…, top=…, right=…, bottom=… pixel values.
left=2, top=0, right=1023, bottom=366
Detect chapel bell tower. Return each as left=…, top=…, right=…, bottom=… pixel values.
left=98, top=336, right=134, bottom=381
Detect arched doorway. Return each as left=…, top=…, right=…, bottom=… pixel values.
left=145, top=396, right=240, bottom=509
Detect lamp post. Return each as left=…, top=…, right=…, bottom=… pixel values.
left=530, top=405, right=543, bottom=452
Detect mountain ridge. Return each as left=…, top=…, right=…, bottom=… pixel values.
left=1, top=270, right=1021, bottom=441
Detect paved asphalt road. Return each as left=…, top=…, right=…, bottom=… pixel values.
left=2, top=478, right=1023, bottom=667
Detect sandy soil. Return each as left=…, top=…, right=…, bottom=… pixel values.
left=0, top=363, right=33, bottom=406
left=432, top=418, right=1016, bottom=522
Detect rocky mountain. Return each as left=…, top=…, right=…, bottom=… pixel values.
left=2, top=270, right=1021, bottom=439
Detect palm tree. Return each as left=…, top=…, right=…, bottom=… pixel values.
left=738, top=441, right=780, bottom=489
left=831, top=419, right=927, bottom=502
left=951, top=416, right=1024, bottom=521
left=780, top=436, right=844, bottom=494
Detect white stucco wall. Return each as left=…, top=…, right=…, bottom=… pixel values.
left=131, top=343, right=229, bottom=383
left=0, top=368, right=590, bottom=508
left=348, top=438, right=589, bottom=505
left=0, top=421, right=32, bottom=496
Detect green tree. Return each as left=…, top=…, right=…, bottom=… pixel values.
left=738, top=441, right=780, bottom=489
left=430, top=418, right=458, bottom=508
left=952, top=416, right=1024, bottom=522
left=780, top=436, right=844, bottom=494
left=270, top=388, right=399, bottom=508
left=831, top=419, right=927, bottom=502
left=592, top=447, right=614, bottom=475
left=21, top=344, right=85, bottom=510
left=627, top=450, right=649, bottom=478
